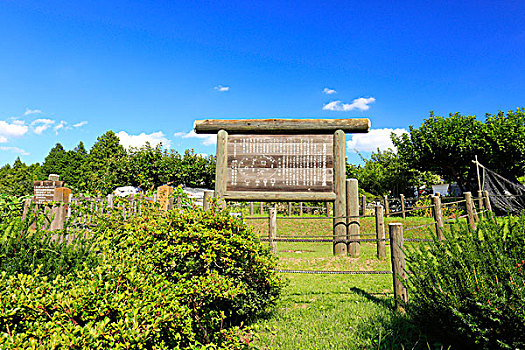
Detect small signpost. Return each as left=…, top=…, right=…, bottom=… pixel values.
left=34, top=180, right=64, bottom=204
left=195, top=118, right=370, bottom=256
left=157, top=185, right=173, bottom=212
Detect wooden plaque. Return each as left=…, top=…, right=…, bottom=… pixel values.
left=34, top=180, right=64, bottom=204
left=226, top=135, right=334, bottom=192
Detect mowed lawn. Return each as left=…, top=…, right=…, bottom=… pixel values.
left=244, top=215, right=457, bottom=349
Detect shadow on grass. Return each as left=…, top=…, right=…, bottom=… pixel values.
left=350, top=287, right=393, bottom=309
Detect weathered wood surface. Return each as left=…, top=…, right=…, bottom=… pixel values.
left=223, top=191, right=336, bottom=201
left=215, top=130, right=228, bottom=202
left=465, top=192, right=476, bottom=230
left=269, top=208, right=277, bottom=254
left=194, top=118, right=371, bottom=134
left=375, top=205, right=386, bottom=259
left=389, top=223, right=408, bottom=312
left=432, top=195, right=445, bottom=240
left=333, top=130, right=347, bottom=255
left=34, top=180, right=64, bottom=204
left=347, top=178, right=360, bottom=257
left=157, top=185, right=173, bottom=212
left=226, top=134, right=334, bottom=192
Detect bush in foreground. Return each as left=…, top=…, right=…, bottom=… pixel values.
left=1, top=202, right=281, bottom=349
left=406, top=215, right=525, bottom=349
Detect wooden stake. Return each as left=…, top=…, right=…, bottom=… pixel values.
left=483, top=190, right=492, bottom=214
left=375, top=205, right=386, bottom=259
left=384, top=195, right=390, bottom=216
left=389, top=223, right=408, bottom=312
left=464, top=192, right=476, bottom=230
left=400, top=194, right=406, bottom=219
left=432, top=195, right=445, bottom=240
left=347, top=179, right=360, bottom=257
left=333, top=130, right=347, bottom=255
left=269, top=207, right=277, bottom=254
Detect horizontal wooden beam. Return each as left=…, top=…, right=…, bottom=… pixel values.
left=194, top=119, right=370, bottom=134
left=224, top=191, right=337, bottom=202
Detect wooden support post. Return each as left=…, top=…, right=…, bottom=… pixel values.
left=299, top=202, right=303, bottom=216
left=400, top=194, right=406, bottom=219
left=260, top=202, right=264, bottom=215
left=432, top=195, right=445, bottom=240
left=215, top=129, right=228, bottom=209
left=361, top=195, right=366, bottom=216
left=289, top=202, right=293, bottom=216
left=326, top=202, right=330, bottom=217
left=347, top=178, right=360, bottom=257
left=389, top=223, right=408, bottom=312
left=22, top=198, right=32, bottom=221
left=250, top=202, right=254, bottom=216
left=203, top=190, right=213, bottom=211
left=464, top=192, right=476, bottom=230
left=50, top=187, right=71, bottom=231
left=477, top=190, right=483, bottom=213
left=483, top=190, right=492, bottom=214
left=333, top=130, right=347, bottom=255
left=269, top=207, right=277, bottom=254
left=375, top=205, right=386, bottom=259
left=384, top=195, right=390, bottom=216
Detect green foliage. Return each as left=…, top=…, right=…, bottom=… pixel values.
left=347, top=149, right=440, bottom=196
left=393, top=108, right=525, bottom=190
left=0, top=158, right=41, bottom=196
left=0, top=195, right=281, bottom=349
left=406, top=215, right=525, bottom=349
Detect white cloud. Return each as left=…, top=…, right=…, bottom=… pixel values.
left=73, top=121, right=88, bottom=128
left=214, top=85, right=230, bottom=92
left=0, top=136, right=7, bottom=143
left=323, top=88, right=336, bottom=95
left=0, top=120, right=29, bottom=138
left=30, top=119, right=55, bottom=135
left=347, top=128, right=408, bottom=153
left=323, top=97, right=376, bottom=111
left=116, top=131, right=171, bottom=149
left=24, top=108, right=42, bottom=116
left=174, top=130, right=217, bottom=146
left=54, top=121, right=67, bottom=134
left=0, top=146, right=29, bottom=155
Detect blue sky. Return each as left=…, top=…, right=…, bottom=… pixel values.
left=1, top=0, right=524, bottom=166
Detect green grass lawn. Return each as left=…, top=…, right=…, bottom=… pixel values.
left=244, top=215, right=457, bottom=349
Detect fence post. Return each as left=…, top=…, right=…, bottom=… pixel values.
left=203, top=190, right=213, bottom=211
left=299, top=202, right=303, bottom=216
left=326, top=202, right=330, bottom=217
left=269, top=207, right=277, bottom=254
left=432, top=195, right=445, bottom=240
left=483, top=190, right=492, bottom=214
left=389, top=223, right=408, bottom=312
left=361, top=195, right=367, bottom=216
left=250, top=202, right=254, bottom=216
left=464, top=192, right=476, bottom=230
left=384, top=195, right=390, bottom=216
left=477, top=190, right=483, bottom=216
left=288, top=202, right=292, bottom=216
left=107, top=194, right=114, bottom=209
left=260, top=202, right=264, bottom=215
left=375, top=205, right=386, bottom=259
left=400, top=194, right=406, bottom=219
left=347, top=179, right=360, bottom=257
left=22, top=198, right=32, bottom=221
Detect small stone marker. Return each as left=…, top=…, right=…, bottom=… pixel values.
left=157, top=185, right=173, bottom=211
left=48, top=174, right=60, bottom=181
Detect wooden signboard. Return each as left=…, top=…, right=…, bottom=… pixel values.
left=227, top=135, right=333, bottom=192
left=157, top=185, right=173, bottom=211
left=34, top=180, right=64, bottom=204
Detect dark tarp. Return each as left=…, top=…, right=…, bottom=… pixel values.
left=482, top=165, right=525, bottom=215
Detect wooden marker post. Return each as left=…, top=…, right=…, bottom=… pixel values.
left=260, top=202, right=264, bottom=215
left=157, top=185, right=173, bottom=212
left=299, top=202, right=303, bottom=216
left=269, top=207, right=277, bottom=254
left=250, top=202, right=254, bottom=216
left=361, top=195, right=366, bottom=216
left=288, top=202, right=292, bottom=216
left=400, top=194, right=406, bottom=219
left=464, top=192, right=476, bottom=230
left=347, top=178, right=360, bottom=257
left=432, top=195, right=445, bottom=240
left=483, top=190, right=492, bottom=214
left=477, top=190, right=483, bottom=213
left=215, top=129, right=228, bottom=209
left=384, top=195, right=390, bottom=216
left=50, top=187, right=72, bottom=231
left=326, top=202, right=330, bottom=217
left=375, top=205, right=386, bottom=259
left=389, top=223, right=408, bottom=312
left=333, top=130, right=347, bottom=256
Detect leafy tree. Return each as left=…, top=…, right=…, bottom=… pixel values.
left=0, top=158, right=41, bottom=195
left=62, top=142, right=88, bottom=192
left=41, top=143, right=68, bottom=180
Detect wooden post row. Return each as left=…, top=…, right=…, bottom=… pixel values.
left=347, top=179, right=360, bottom=257
left=389, top=223, right=408, bottom=312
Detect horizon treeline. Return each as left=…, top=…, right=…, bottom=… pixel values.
left=0, top=130, right=215, bottom=196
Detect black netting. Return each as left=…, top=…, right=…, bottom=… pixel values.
left=482, top=165, right=525, bottom=215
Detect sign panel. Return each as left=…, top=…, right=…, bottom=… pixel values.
left=227, top=135, right=333, bottom=192
left=34, top=180, right=64, bottom=204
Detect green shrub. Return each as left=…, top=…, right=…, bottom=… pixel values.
left=1, top=200, right=281, bottom=349
left=406, top=215, right=525, bottom=349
